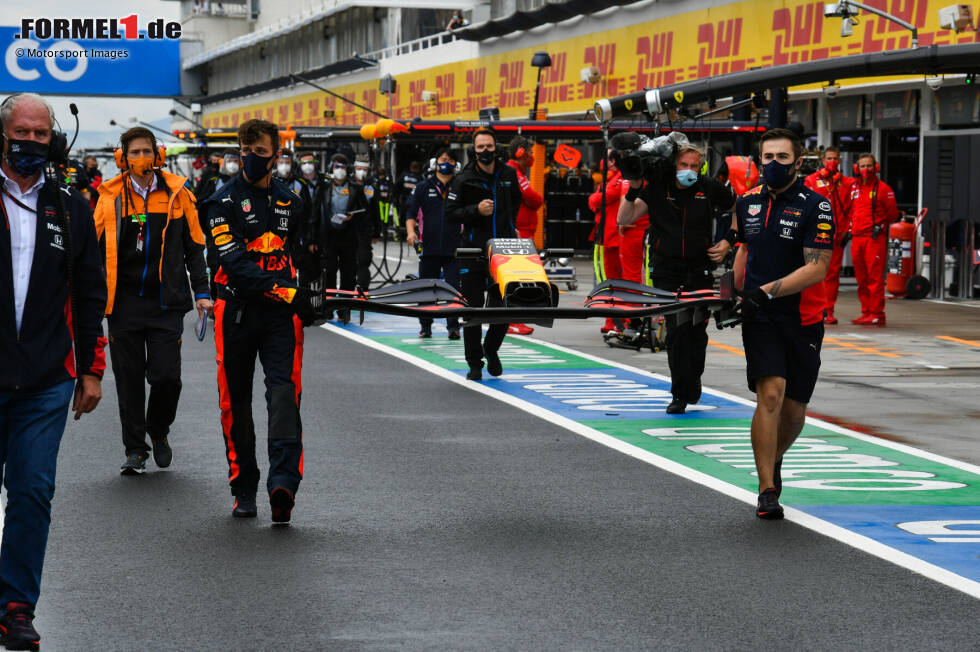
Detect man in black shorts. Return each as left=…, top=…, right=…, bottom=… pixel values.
left=733, top=128, right=834, bottom=520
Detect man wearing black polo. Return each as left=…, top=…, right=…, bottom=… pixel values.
left=734, top=128, right=833, bottom=520
left=445, top=128, right=521, bottom=381
left=618, top=144, right=735, bottom=414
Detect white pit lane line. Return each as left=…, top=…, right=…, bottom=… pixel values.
left=322, top=324, right=980, bottom=601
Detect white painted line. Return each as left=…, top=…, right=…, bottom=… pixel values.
left=324, top=324, right=980, bottom=601
left=925, top=299, right=980, bottom=309
left=910, top=360, right=949, bottom=370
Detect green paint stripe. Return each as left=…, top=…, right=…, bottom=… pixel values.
left=583, top=419, right=980, bottom=506
left=370, top=335, right=607, bottom=370
left=363, top=326, right=980, bottom=508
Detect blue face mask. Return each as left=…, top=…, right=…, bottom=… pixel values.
left=676, top=169, right=698, bottom=188
left=241, top=151, right=274, bottom=182
left=437, top=161, right=455, bottom=175
left=762, top=159, right=798, bottom=189
left=6, top=139, right=49, bottom=177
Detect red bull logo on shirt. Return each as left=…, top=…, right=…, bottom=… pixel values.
left=246, top=231, right=286, bottom=253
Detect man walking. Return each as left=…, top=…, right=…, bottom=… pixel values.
left=0, top=92, right=106, bottom=650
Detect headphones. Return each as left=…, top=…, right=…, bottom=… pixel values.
left=510, top=136, right=529, bottom=161
left=853, top=157, right=880, bottom=175
left=114, top=145, right=166, bottom=171
left=0, top=93, right=69, bottom=166
left=819, top=167, right=842, bottom=182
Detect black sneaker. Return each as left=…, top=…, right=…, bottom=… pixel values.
left=465, top=366, right=482, bottom=381
left=120, top=452, right=148, bottom=475
left=152, top=437, right=172, bottom=468
left=0, top=602, right=40, bottom=651
left=447, top=328, right=460, bottom=340
left=418, top=327, right=432, bottom=338
left=774, top=457, right=783, bottom=498
left=232, top=492, right=257, bottom=518
left=485, top=351, right=503, bottom=377
left=666, top=398, right=687, bottom=414
left=270, top=487, right=295, bottom=524
left=756, top=487, right=784, bottom=520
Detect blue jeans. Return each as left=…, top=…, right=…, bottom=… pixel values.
left=0, top=380, right=74, bottom=607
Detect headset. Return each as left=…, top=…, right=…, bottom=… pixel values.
left=819, top=167, right=842, bottom=182
left=114, top=144, right=166, bottom=171
left=510, top=136, right=529, bottom=161
left=853, top=155, right=880, bottom=176
left=0, top=93, right=69, bottom=165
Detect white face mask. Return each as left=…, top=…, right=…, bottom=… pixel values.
left=276, top=162, right=292, bottom=177
left=354, top=168, right=367, bottom=181
left=300, top=162, right=315, bottom=176
left=332, top=167, right=347, bottom=182
left=223, top=161, right=240, bottom=175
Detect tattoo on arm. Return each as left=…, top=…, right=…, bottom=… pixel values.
left=769, top=279, right=783, bottom=297
left=804, top=248, right=831, bottom=266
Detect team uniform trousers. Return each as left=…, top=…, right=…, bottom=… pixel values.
left=461, top=269, right=507, bottom=368
left=321, top=238, right=357, bottom=292
left=419, top=255, right=460, bottom=330
left=824, top=243, right=846, bottom=315
left=107, top=294, right=184, bottom=455
left=602, top=246, right=622, bottom=281
left=619, top=226, right=646, bottom=283
left=851, top=234, right=888, bottom=316
left=214, top=297, right=304, bottom=496
left=652, top=264, right=713, bottom=403
left=355, top=238, right=372, bottom=289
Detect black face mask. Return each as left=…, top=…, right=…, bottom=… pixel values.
left=242, top=151, right=274, bottom=183
left=6, top=139, right=50, bottom=176
left=476, top=149, right=496, bottom=165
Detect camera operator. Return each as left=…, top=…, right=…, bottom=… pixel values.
left=617, top=143, right=735, bottom=414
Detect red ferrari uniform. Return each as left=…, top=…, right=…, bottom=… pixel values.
left=849, top=177, right=898, bottom=319
left=507, top=159, right=543, bottom=240
left=588, top=168, right=624, bottom=281
left=617, top=176, right=649, bottom=284
left=804, top=169, right=854, bottom=318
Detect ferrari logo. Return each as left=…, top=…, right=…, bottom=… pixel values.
left=674, top=91, right=684, bottom=105
left=624, top=99, right=633, bottom=111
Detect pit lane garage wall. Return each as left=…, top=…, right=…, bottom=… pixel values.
left=200, top=0, right=980, bottom=129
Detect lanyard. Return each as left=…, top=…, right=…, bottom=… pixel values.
left=1, top=185, right=38, bottom=214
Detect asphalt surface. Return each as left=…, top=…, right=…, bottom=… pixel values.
left=31, top=295, right=980, bottom=651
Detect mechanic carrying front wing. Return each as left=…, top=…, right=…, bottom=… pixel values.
left=445, top=127, right=522, bottom=381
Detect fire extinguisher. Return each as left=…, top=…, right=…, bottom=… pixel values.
left=886, top=208, right=928, bottom=298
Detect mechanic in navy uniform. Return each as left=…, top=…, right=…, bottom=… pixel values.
left=445, top=128, right=522, bottom=381
left=274, top=148, right=318, bottom=283
left=733, top=128, right=834, bottom=520
left=195, top=149, right=241, bottom=299
left=205, top=119, right=318, bottom=524
left=405, top=146, right=462, bottom=339
left=395, top=159, right=423, bottom=227
left=618, top=144, right=736, bottom=414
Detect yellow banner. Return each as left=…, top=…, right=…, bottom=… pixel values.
left=202, top=0, right=980, bottom=129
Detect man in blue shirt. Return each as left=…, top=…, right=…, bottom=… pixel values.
left=733, top=128, right=834, bottom=520
left=405, top=147, right=462, bottom=339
